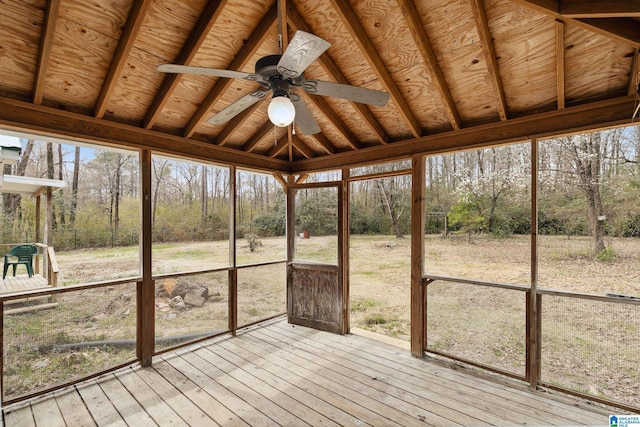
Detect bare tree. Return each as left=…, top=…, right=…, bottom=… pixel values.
left=69, top=146, right=80, bottom=226
left=2, top=139, right=34, bottom=218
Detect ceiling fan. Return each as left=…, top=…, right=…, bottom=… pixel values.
left=156, top=30, right=390, bottom=135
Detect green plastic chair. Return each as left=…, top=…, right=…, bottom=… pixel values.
left=3, top=244, right=38, bottom=279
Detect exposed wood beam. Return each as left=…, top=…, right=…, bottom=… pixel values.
left=33, top=0, right=61, bottom=105
left=268, top=135, right=289, bottom=157
left=295, top=173, right=309, bottom=184
left=0, top=96, right=289, bottom=172
left=288, top=121, right=293, bottom=161
left=470, top=0, right=508, bottom=121
left=291, top=95, right=637, bottom=172
left=183, top=5, right=277, bottom=138
left=328, top=0, right=422, bottom=137
left=575, top=18, right=640, bottom=46
left=560, top=0, right=640, bottom=18
left=243, top=121, right=274, bottom=152
left=95, top=0, right=153, bottom=119
left=273, top=172, right=288, bottom=191
left=143, top=0, right=230, bottom=129
left=301, top=93, right=361, bottom=150
left=509, top=0, right=640, bottom=45
left=286, top=5, right=389, bottom=144
left=311, top=133, right=337, bottom=155
left=397, top=0, right=462, bottom=130
left=277, top=0, right=288, bottom=53
left=628, top=48, right=639, bottom=96
left=556, top=20, right=565, bottom=109
left=216, top=102, right=263, bottom=146
left=291, top=135, right=315, bottom=159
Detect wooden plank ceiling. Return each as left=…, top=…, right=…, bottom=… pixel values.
left=0, top=0, right=638, bottom=173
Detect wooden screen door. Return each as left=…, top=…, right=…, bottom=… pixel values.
left=287, top=181, right=348, bottom=334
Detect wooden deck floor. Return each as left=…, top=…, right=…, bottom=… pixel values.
left=2, top=319, right=610, bottom=426
left=0, top=274, right=48, bottom=294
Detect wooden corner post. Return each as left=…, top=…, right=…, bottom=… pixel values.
left=528, top=139, right=540, bottom=389
left=137, top=149, right=154, bottom=366
left=411, top=155, right=426, bottom=356
left=229, top=166, right=237, bottom=335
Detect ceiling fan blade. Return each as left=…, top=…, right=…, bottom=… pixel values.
left=157, top=64, right=265, bottom=83
left=277, top=31, right=331, bottom=79
left=206, top=90, right=268, bottom=125
left=292, top=97, right=321, bottom=135
left=301, top=80, right=390, bottom=107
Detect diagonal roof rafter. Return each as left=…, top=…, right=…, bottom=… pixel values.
left=182, top=4, right=278, bottom=138
left=559, top=0, right=640, bottom=18
left=299, top=92, right=361, bottom=150
left=95, top=0, right=153, bottom=119
left=328, top=0, right=423, bottom=138
left=556, top=20, right=565, bottom=109
left=509, top=0, right=640, bottom=45
left=470, top=0, right=509, bottom=121
left=143, top=0, right=230, bottom=129
left=286, top=4, right=389, bottom=144
left=33, top=0, right=61, bottom=105
left=397, top=0, right=462, bottom=130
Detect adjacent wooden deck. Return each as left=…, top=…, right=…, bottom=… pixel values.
left=2, top=319, right=610, bottom=426
left=0, top=274, right=48, bottom=294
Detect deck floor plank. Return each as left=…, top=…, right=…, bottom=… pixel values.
left=220, top=335, right=462, bottom=426
left=2, top=404, right=35, bottom=427
left=237, top=329, right=462, bottom=426
left=114, top=367, right=184, bottom=426
left=264, top=323, right=544, bottom=425
left=160, top=352, right=281, bottom=427
left=154, top=355, right=258, bottom=426
left=30, top=396, right=65, bottom=427
left=96, top=374, right=156, bottom=427
left=134, top=363, right=218, bottom=427
left=271, top=322, right=608, bottom=425
left=204, top=340, right=367, bottom=426
left=2, top=319, right=612, bottom=426
left=53, top=388, right=96, bottom=427
left=186, top=348, right=330, bottom=426
left=254, top=326, right=501, bottom=426
left=196, top=343, right=343, bottom=427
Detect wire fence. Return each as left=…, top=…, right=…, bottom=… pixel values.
left=2, top=225, right=232, bottom=252
left=426, top=279, right=527, bottom=378
left=539, top=292, right=640, bottom=409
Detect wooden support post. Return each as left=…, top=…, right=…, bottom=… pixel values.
left=44, top=188, right=52, bottom=278
left=35, top=195, right=41, bottom=276
left=340, top=169, right=350, bottom=334
left=137, top=149, right=154, bottom=367
left=0, top=301, right=4, bottom=403
left=286, top=177, right=295, bottom=323
left=411, top=155, right=426, bottom=356
left=528, top=138, right=540, bottom=389
left=229, top=166, right=237, bottom=335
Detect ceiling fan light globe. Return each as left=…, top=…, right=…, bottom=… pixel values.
left=268, top=96, right=295, bottom=127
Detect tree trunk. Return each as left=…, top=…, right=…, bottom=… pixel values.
left=46, top=142, right=57, bottom=229
left=57, top=143, right=66, bottom=227
left=200, top=165, right=208, bottom=222
left=69, top=146, right=80, bottom=226
left=571, top=133, right=606, bottom=255
left=113, top=153, right=121, bottom=233
left=3, top=139, right=34, bottom=218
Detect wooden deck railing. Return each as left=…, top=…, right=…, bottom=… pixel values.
left=423, top=274, right=640, bottom=413
left=0, top=243, right=58, bottom=288
left=0, top=258, right=287, bottom=405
